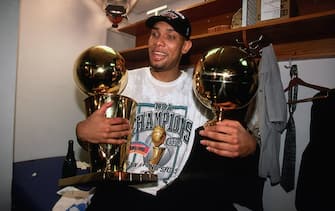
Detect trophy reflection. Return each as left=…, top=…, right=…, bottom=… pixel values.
left=58, top=45, right=157, bottom=187
left=148, top=126, right=166, bottom=173
left=192, top=46, right=258, bottom=126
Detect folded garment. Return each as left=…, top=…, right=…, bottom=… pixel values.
left=52, top=186, right=95, bottom=211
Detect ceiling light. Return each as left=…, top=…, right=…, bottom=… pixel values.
left=146, top=5, right=167, bottom=16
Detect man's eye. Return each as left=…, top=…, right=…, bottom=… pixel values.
left=166, top=34, right=175, bottom=41
left=151, top=31, right=158, bottom=38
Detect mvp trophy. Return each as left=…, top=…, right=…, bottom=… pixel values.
left=192, top=46, right=258, bottom=126
left=59, top=45, right=157, bottom=187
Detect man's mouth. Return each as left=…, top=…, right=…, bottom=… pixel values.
left=151, top=50, right=167, bottom=61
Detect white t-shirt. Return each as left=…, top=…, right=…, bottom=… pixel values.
left=121, top=67, right=209, bottom=195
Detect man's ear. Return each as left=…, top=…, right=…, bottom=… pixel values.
left=182, top=40, right=192, bottom=54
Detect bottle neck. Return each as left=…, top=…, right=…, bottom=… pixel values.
left=67, top=140, right=74, bottom=156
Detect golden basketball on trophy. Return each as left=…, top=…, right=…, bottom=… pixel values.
left=192, top=45, right=258, bottom=126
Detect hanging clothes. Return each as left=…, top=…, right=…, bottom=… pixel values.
left=295, top=89, right=335, bottom=211
left=257, top=44, right=288, bottom=184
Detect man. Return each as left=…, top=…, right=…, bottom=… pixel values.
left=76, top=10, right=263, bottom=210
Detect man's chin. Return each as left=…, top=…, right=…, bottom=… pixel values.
left=149, top=63, right=166, bottom=71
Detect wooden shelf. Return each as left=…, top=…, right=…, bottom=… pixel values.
left=118, top=0, right=240, bottom=48
left=117, top=0, right=335, bottom=70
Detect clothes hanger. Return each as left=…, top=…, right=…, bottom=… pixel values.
left=284, top=77, right=330, bottom=93
left=284, top=64, right=330, bottom=104
left=285, top=77, right=331, bottom=104
left=287, top=91, right=330, bottom=104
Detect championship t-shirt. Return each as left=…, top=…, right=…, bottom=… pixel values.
left=122, top=67, right=208, bottom=195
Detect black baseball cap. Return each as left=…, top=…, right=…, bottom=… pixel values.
left=145, top=10, right=191, bottom=40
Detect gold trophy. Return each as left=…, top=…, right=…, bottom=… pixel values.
left=59, top=45, right=157, bottom=187
left=148, top=126, right=166, bottom=173
left=192, top=46, right=258, bottom=126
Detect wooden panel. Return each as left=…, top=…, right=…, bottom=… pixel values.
left=120, top=45, right=148, bottom=70
left=296, top=0, right=335, bottom=15
left=274, top=38, right=335, bottom=61
left=191, top=12, right=236, bottom=36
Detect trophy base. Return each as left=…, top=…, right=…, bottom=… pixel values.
left=58, top=171, right=158, bottom=187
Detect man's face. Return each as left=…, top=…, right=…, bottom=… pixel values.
left=148, top=21, right=189, bottom=72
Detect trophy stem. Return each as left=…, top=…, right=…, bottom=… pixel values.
left=103, top=159, right=111, bottom=179
left=216, top=107, right=225, bottom=122
left=99, top=144, right=121, bottom=174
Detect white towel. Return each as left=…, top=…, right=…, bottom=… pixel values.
left=52, top=186, right=95, bottom=211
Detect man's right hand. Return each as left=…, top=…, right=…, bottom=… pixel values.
left=76, top=101, right=131, bottom=145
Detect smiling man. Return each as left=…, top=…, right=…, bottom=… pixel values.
left=76, top=9, right=262, bottom=211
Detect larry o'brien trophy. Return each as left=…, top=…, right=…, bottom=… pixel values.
left=192, top=46, right=258, bottom=126
left=58, top=45, right=157, bottom=187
